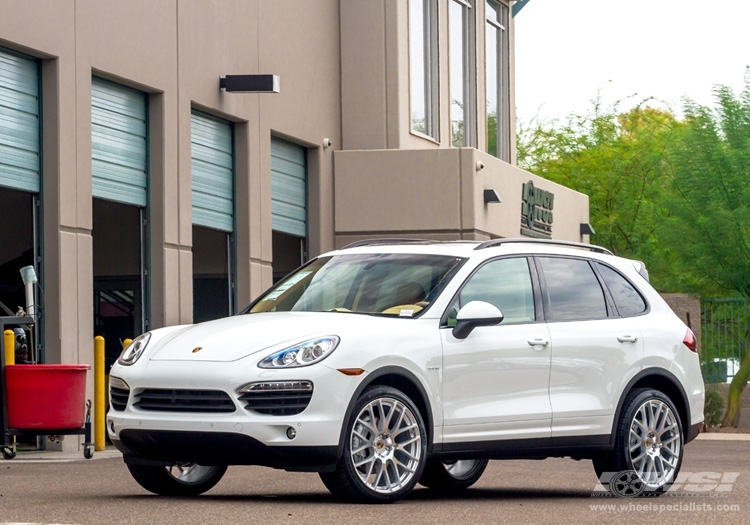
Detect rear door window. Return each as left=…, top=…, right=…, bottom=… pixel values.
left=538, top=257, right=607, bottom=321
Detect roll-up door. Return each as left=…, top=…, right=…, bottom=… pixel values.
left=0, top=49, right=40, bottom=193
left=191, top=111, right=234, bottom=232
left=271, top=138, right=306, bottom=237
left=91, top=78, right=148, bottom=207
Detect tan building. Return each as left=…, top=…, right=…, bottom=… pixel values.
left=1, top=0, right=589, bottom=447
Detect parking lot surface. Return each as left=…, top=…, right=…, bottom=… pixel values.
left=0, top=436, right=748, bottom=525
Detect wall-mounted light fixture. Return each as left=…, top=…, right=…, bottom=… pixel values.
left=580, top=223, right=596, bottom=235
left=476, top=160, right=485, bottom=171
left=483, top=189, right=502, bottom=204
left=219, top=75, right=280, bottom=93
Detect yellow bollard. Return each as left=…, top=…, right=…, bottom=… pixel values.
left=94, top=336, right=105, bottom=451
left=4, top=330, right=14, bottom=365
left=122, top=338, right=132, bottom=349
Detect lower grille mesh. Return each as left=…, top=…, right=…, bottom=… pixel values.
left=134, top=389, right=236, bottom=413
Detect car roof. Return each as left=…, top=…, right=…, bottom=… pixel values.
left=327, top=238, right=610, bottom=257
left=322, top=238, right=649, bottom=281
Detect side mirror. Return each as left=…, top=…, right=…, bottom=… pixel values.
left=452, top=301, right=504, bottom=339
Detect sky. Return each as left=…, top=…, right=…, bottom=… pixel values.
left=514, top=0, right=750, bottom=124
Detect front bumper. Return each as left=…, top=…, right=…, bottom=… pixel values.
left=113, top=430, right=338, bottom=471
left=107, top=359, right=361, bottom=469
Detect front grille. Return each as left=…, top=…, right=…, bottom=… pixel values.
left=238, top=381, right=313, bottom=416
left=133, top=389, right=236, bottom=413
left=110, top=387, right=130, bottom=411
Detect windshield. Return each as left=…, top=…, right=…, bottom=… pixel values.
left=246, top=253, right=466, bottom=317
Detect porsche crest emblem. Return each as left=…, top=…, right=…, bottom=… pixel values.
left=192, top=347, right=203, bottom=354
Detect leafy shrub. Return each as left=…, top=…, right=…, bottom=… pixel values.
left=704, top=388, right=725, bottom=428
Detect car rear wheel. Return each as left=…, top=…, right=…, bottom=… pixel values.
left=127, top=463, right=227, bottom=496
left=594, top=388, right=683, bottom=497
left=419, top=458, right=489, bottom=490
left=319, top=385, right=427, bottom=503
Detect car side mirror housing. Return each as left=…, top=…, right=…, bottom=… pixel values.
left=452, top=301, right=504, bottom=339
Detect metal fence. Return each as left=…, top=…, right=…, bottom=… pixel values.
left=700, top=298, right=750, bottom=384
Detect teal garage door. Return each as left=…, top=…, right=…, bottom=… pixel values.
left=191, top=111, right=234, bottom=232
left=271, top=138, right=306, bottom=237
left=91, top=78, right=148, bottom=206
left=0, top=49, right=40, bottom=193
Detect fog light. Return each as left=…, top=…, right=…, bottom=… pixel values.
left=108, top=420, right=115, bottom=434
left=286, top=426, right=297, bottom=440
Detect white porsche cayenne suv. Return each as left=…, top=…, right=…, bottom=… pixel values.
left=108, top=238, right=704, bottom=503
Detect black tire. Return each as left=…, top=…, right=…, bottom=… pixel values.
left=127, top=463, right=227, bottom=496
left=419, top=458, right=489, bottom=490
left=320, top=385, right=428, bottom=503
left=593, top=388, right=684, bottom=497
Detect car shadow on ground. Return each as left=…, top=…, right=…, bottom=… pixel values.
left=108, top=486, right=597, bottom=505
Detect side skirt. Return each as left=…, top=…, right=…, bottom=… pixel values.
left=431, top=434, right=612, bottom=461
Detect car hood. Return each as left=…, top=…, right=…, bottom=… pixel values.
left=148, top=311, right=375, bottom=362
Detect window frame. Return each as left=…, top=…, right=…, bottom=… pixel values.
left=449, top=0, right=476, bottom=147
left=485, top=0, right=510, bottom=160
left=409, top=0, right=440, bottom=140
left=440, top=255, right=543, bottom=327
left=533, top=255, right=612, bottom=323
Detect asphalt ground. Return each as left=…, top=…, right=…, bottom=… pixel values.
left=0, top=434, right=748, bottom=525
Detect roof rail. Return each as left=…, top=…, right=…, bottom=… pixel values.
left=341, top=238, right=434, bottom=249
left=474, top=237, right=613, bottom=255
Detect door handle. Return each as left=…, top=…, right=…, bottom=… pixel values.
left=527, top=338, right=549, bottom=349
left=617, top=335, right=638, bottom=343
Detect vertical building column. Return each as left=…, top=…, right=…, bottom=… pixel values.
left=150, top=91, right=188, bottom=329
left=41, top=58, right=94, bottom=452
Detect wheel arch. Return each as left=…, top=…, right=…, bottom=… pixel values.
left=609, top=368, right=690, bottom=447
left=335, top=366, right=435, bottom=460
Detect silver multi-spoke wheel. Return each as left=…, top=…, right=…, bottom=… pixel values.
left=593, top=388, right=684, bottom=497
left=127, top=462, right=227, bottom=496
left=444, top=460, right=480, bottom=479
left=628, top=399, right=681, bottom=489
left=320, top=385, right=427, bottom=503
left=166, top=463, right=221, bottom=484
left=349, top=396, right=423, bottom=494
left=419, top=457, right=489, bottom=490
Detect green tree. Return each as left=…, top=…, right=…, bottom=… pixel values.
left=517, top=100, right=682, bottom=289
left=665, top=75, right=750, bottom=426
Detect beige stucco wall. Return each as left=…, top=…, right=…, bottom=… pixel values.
left=1, top=0, right=343, bottom=450
left=1, top=1, right=586, bottom=452
left=334, top=148, right=590, bottom=247
left=1, top=0, right=342, bottom=341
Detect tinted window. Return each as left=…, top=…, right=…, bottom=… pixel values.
left=447, top=257, right=535, bottom=325
left=597, top=263, right=647, bottom=316
left=539, top=257, right=607, bottom=321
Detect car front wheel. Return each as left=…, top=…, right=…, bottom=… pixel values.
left=419, top=458, right=489, bottom=490
left=594, top=388, right=683, bottom=497
left=127, top=463, right=227, bottom=496
left=320, top=385, right=427, bottom=503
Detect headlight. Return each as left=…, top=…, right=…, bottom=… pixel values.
left=258, top=336, right=340, bottom=369
left=118, top=332, right=152, bottom=366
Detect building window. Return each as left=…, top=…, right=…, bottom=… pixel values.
left=409, top=0, right=439, bottom=139
left=486, top=0, right=510, bottom=160
left=449, top=0, right=475, bottom=147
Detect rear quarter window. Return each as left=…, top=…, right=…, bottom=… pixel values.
left=596, top=263, right=647, bottom=317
